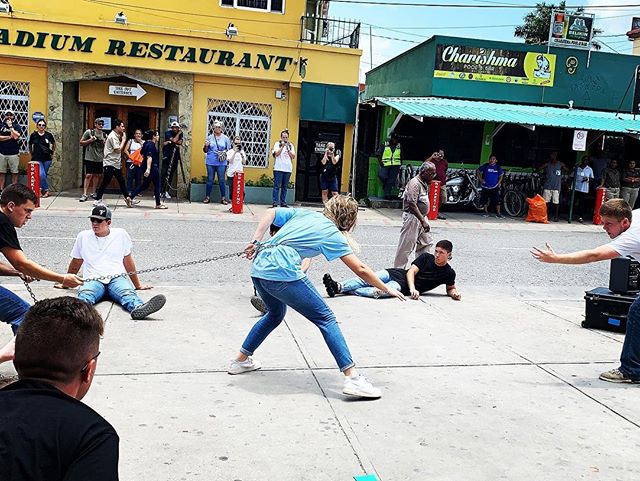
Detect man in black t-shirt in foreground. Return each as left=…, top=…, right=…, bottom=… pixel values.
left=0, top=296, right=119, bottom=480
left=0, top=184, right=83, bottom=365
left=323, top=239, right=461, bottom=301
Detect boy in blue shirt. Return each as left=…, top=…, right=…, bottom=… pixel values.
left=477, top=154, right=505, bottom=219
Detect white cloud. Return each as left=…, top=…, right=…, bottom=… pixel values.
left=584, top=0, right=635, bottom=53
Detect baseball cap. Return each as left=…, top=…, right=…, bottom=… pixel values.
left=170, top=121, right=180, bottom=128
left=4, top=109, right=14, bottom=116
left=213, top=120, right=223, bottom=128
left=89, top=206, right=112, bottom=220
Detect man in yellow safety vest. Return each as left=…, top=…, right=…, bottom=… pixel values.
left=376, top=134, right=402, bottom=200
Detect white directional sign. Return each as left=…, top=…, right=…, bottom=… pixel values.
left=108, top=84, right=147, bottom=101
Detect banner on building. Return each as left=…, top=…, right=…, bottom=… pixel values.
left=548, top=11, right=595, bottom=50
left=434, top=45, right=556, bottom=87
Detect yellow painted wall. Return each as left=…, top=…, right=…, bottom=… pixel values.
left=192, top=76, right=300, bottom=183
left=0, top=57, right=48, bottom=169
left=341, top=123, right=354, bottom=191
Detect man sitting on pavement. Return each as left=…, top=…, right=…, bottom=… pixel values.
left=0, top=296, right=119, bottom=480
left=0, top=184, right=83, bottom=365
left=531, top=199, right=640, bottom=383
left=324, top=239, right=461, bottom=301
left=56, top=206, right=166, bottom=320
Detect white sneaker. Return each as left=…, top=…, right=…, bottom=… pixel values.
left=92, top=199, right=105, bottom=207
left=343, top=374, right=382, bottom=399
left=164, top=191, right=172, bottom=199
left=228, top=357, right=262, bottom=375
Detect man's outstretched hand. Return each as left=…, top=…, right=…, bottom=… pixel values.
left=531, top=242, right=557, bottom=263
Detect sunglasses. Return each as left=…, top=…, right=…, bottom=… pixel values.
left=90, top=218, right=106, bottom=224
left=80, top=351, right=101, bottom=373
left=37, top=123, right=46, bottom=127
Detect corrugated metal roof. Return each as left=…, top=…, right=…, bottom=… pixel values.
left=375, top=97, right=640, bottom=134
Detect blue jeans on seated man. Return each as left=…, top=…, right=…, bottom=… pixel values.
left=78, top=277, right=143, bottom=312
left=0, top=285, right=30, bottom=334
left=340, top=270, right=401, bottom=298
left=206, top=164, right=227, bottom=199
left=242, top=276, right=354, bottom=372
left=272, top=170, right=291, bottom=206
left=620, top=296, right=640, bottom=379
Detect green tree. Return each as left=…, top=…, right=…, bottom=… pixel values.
left=514, top=1, right=602, bottom=50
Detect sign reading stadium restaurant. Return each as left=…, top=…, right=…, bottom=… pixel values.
left=434, top=45, right=556, bottom=87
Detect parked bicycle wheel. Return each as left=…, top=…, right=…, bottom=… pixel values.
left=503, top=190, right=525, bottom=217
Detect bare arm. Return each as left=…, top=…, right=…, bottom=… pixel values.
left=0, top=135, right=11, bottom=142
left=124, top=254, right=150, bottom=289
left=446, top=284, right=461, bottom=301
left=406, top=265, right=420, bottom=299
left=341, top=253, right=405, bottom=300
left=287, top=147, right=296, bottom=160
left=54, top=258, right=84, bottom=288
left=0, top=261, right=21, bottom=277
left=243, top=208, right=278, bottom=259
left=530, top=242, right=619, bottom=265
left=79, top=134, right=95, bottom=147
left=1, top=247, right=83, bottom=286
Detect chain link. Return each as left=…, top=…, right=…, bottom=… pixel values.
left=22, top=279, right=38, bottom=304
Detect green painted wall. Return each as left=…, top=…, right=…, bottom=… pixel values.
left=365, top=35, right=640, bottom=113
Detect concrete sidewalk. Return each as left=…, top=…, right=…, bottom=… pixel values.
left=1, top=282, right=638, bottom=480
left=38, top=190, right=603, bottom=233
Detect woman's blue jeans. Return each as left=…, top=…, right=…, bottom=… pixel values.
left=126, top=162, right=143, bottom=194
left=619, top=296, right=640, bottom=379
left=272, top=170, right=291, bottom=206
left=206, top=164, right=227, bottom=198
left=39, top=160, right=51, bottom=191
left=0, top=285, right=29, bottom=334
left=131, top=165, right=161, bottom=206
left=241, top=276, right=355, bottom=372
left=78, top=277, right=143, bottom=313
left=340, top=270, right=401, bottom=298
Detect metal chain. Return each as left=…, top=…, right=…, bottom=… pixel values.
left=22, top=241, right=282, bottom=303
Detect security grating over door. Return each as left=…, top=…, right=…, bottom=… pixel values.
left=207, top=99, right=272, bottom=168
left=0, top=81, right=30, bottom=153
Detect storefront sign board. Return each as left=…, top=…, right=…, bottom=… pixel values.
left=549, top=11, right=594, bottom=51
left=434, top=45, right=556, bottom=87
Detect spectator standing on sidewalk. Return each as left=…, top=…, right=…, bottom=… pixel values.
left=161, top=121, right=184, bottom=200
left=540, top=152, right=568, bottom=222
left=319, top=142, right=340, bottom=204
left=394, top=161, right=435, bottom=268
left=28, top=119, right=55, bottom=198
left=203, top=120, right=232, bottom=205
left=621, top=159, right=640, bottom=208
left=0, top=109, right=23, bottom=191
left=431, top=149, right=448, bottom=220
left=0, top=297, right=120, bottom=480
left=376, top=134, right=402, bottom=200
left=272, top=129, right=295, bottom=207
left=79, top=119, right=105, bottom=202
left=129, top=130, right=167, bottom=210
left=226, top=135, right=246, bottom=207
left=600, top=159, right=621, bottom=201
left=93, top=119, right=132, bottom=208
left=477, top=154, right=505, bottom=219
left=125, top=129, right=143, bottom=197
left=572, top=155, right=593, bottom=223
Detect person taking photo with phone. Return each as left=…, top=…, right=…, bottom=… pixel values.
left=272, top=129, right=295, bottom=208
left=319, top=142, right=340, bottom=204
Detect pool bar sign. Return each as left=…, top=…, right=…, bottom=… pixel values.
left=549, top=11, right=595, bottom=50
left=108, top=83, right=147, bottom=100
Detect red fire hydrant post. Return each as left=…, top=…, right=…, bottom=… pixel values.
left=231, top=171, right=244, bottom=214
left=593, top=186, right=607, bottom=225
left=427, top=180, right=441, bottom=220
left=27, top=161, right=40, bottom=208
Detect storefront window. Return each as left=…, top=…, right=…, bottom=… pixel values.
left=220, top=0, right=284, bottom=13
left=0, top=80, right=30, bottom=153
left=207, top=99, right=273, bottom=168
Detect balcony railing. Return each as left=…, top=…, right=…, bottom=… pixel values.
left=300, top=15, right=360, bottom=49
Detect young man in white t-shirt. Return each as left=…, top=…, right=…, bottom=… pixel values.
left=56, top=206, right=166, bottom=319
left=271, top=129, right=295, bottom=208
left=531, top=199, right=640, bottom=383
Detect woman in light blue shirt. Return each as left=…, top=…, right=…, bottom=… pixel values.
left=228, top=195, right=405, bottom=399
left=202, top=120, right=232, bottom=205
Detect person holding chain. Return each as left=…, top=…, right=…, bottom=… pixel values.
left=54, top=206, right=166, bottom=320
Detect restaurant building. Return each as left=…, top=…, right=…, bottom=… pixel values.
left=0, top=0, right=361, bottom=202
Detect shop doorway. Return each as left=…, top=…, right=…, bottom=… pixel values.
left=295, top=121, right=345, bottom=202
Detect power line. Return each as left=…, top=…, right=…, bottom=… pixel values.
left=330, top=1, right=640, bottom=8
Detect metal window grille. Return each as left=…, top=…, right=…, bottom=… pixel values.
left=207, top=99, right=273, bottom=168
left=221, top=0, right=284, bottom=12
left=0, top=81, right=30, bottom=153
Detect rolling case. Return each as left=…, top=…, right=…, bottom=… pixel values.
left=583, top=287, right=637, bottom=333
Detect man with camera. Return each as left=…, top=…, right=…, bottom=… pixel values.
left=0, top=109, right=23, bottom=191
left=376, top=134, right=402, bottom=200
left=272, top=129, right=295, bottom=208
left=532, top=199, right=640, bottom=383
left=319, top=142, right=340, bottom=204
left=79, top=119, right=106, bottom=202
left=162, top=121, right=184, bottom=200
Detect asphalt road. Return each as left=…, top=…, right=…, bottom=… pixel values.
left=9, top=214, right=611, bottom=292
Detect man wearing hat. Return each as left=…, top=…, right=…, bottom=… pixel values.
left=56, top=206, right=166, bottom=320
left=161, top=121, right=184, bottom=199
left=0, top=109, right=24, bottom=190
left=79, top=118, right=106, bottom=202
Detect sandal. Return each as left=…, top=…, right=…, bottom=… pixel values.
left=40, top=191, right=50, bottom=198
left=203, top=197, right=210, bottom=204
left=155, top=204, right=168, bottom=209
left=125, top=197, right=133, bottom=208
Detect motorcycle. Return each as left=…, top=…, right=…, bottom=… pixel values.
left=444, top=166, right=484, bottom=211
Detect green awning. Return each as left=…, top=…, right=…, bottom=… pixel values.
left=375, top=96, right=640, bottom=134
left=301, top=82, right=358, bottom=124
